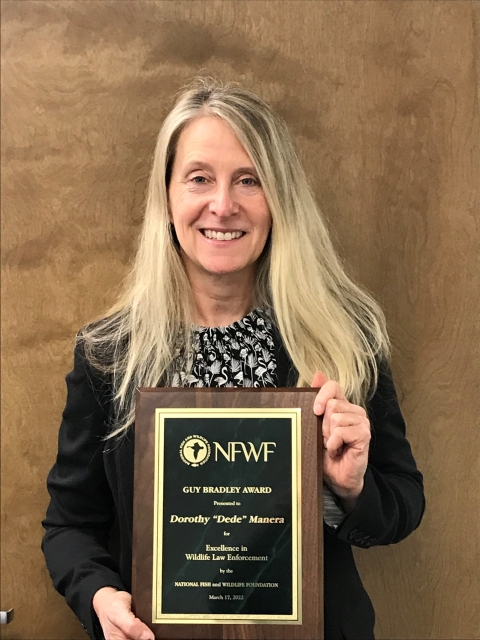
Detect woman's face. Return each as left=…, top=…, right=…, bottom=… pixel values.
left=168, top=116, right=272, bottom=285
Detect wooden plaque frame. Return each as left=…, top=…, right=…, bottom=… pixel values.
left=132, top=388, right=323, bottom=639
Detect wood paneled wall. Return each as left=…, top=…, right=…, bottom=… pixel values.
left=1, top=2, right=479, bottom=639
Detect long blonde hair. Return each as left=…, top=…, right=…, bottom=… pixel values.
left=82, top=77, right=390, bottom=437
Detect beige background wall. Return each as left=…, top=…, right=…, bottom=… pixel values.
left=1, top=2, right=479, bottom=639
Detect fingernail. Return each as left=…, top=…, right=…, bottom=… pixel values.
left=314, top=403, right=322, bottom=413
left=139, top=632, right=153, bottom=640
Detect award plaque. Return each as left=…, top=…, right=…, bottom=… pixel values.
left=132, top=388, right=323, bottom=639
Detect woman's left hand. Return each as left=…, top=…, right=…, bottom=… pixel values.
left=312, top=371, right=371, bottom=511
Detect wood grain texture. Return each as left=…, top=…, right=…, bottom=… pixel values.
left=133, top=389, right=322, bottom=639
left=1, top=1, right=478, bottom=639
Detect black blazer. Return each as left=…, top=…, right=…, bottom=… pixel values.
left=42, top=337, right=424, bottom=640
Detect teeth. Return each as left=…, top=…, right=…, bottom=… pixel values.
left=204, top=230, right=243, bottom=240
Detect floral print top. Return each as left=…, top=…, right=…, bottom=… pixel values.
left=170, top=308, right=277, bottom=389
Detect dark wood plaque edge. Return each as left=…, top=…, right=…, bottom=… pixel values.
left=132, top=388, right=323, bottom=640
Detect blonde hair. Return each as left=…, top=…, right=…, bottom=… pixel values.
left=82, top=77, right=390, bottom=437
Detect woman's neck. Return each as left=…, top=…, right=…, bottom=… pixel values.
left=188, top=271, right=256, bottom=328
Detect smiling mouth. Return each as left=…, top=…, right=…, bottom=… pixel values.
left=201, top=230, right=245, bottom=241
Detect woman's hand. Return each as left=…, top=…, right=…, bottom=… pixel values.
left=312, top=371, right=371, bottom=511
left=93, top=588, right=155, bottom=640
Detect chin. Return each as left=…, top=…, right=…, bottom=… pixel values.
left=201, top=262, right=252, bottom=278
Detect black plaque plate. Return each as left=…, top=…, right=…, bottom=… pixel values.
left=153, top=409, right=301, bottom=623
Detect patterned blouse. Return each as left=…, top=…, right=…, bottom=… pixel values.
left=171, top=309, right=277, bottom=389
left=171, top=308, right=345, bottom=528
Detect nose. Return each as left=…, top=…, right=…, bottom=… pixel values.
left=208, top=182, right=238, bottom=217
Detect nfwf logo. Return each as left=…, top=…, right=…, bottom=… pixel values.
left=179, top=437, right=276, bottom=465
left=214, top=441, right=276, bottom=462
left=179, top=435, right=211, bottom=467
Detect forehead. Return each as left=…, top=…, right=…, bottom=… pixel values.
left=174, top=116, right=252, bottom=164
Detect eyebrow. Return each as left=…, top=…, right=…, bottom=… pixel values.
left=183, top=161, right=259, bottom=177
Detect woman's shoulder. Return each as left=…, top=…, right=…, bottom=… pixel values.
left=70, top=331, right=112, bottom=391
left=76, top=311, right=129, bottom=372
left=56, top=326, right=116, bottom=430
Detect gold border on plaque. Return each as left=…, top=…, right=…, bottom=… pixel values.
left=152, top=408, right=302, bottom=625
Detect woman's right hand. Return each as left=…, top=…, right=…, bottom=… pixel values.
left=93, top=587, right=155, bottom=640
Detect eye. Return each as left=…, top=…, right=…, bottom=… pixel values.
left=240, top=177, right=260, bottom=187
left=191, top=175, right=207, bottom=184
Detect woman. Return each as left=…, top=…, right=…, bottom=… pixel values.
left=42, top=78, right=424, bottom=640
